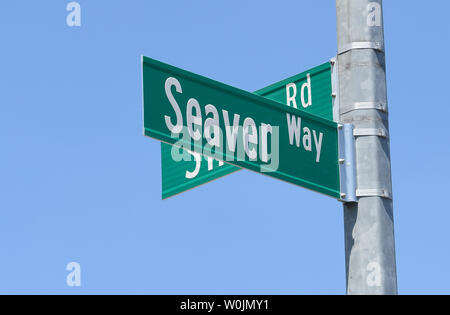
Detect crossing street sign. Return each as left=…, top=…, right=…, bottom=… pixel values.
left=161, top=142, right=239, bottom=199
left=160, top=62, right=335, bottom=199
left=143, top=56, right=342, bottom=199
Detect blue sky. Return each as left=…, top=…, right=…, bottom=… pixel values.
left=0, top=1, right=449, bottom=294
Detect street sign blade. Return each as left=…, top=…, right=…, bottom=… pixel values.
left=160, top=62, right=334, bottom=199
left=143, top=56, right=341, bottom=199
left=161, top=141, right=239, bottom=199
left=256, top=62, right=334, bottom=120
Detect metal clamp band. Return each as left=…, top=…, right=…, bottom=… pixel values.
left=338, top=41, right=384, bottom=55
left=353, top=128, right=388, bottom=138
left=338, top=124, right=357, bottom=203
left=356, top=189, right=392, bottom=200
left=341, top=102, right=388, bottom=115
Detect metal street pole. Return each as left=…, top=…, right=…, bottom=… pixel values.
left=336, top=0, right=398, bottom=294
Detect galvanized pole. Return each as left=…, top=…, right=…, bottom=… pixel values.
left=336, top=0, right=398, bottom=294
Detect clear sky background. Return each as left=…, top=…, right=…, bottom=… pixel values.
left=0, top=1, right=449, bottom=294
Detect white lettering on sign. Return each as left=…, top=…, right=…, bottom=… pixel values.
left=185, top=149, right=202, bottom=179
left=286, top=113, right=301, bottom=148
left=204, top=104, right=221, bottom=147
left=163, top=76, right=327, bottom=172
left=312, top=130, right=323, bottom=163
left=301, top=74, right=312, bottom=108
left=260, top=125, right=279, bottom=173
left=169, top=128, right=225, bottom=179
left=164, top=77, right=183, bottom=134
left=285, top=73, right=312, bottom=110
left=260, top=124, right=272, bottom=163
left=222, top=110, right=240, bottom=154
left=187, top=98, right=202, bottom=141
left=184, top=149, right=225, bottom=179
left=208, top=157, right=224, bottom=170
left=243, top=117, right=258, bottom=161
left=303, top=127, right=312, bottom=152
left=286, top=113, right=323, bottom=163
left=286, top=83, right=297, bottom=109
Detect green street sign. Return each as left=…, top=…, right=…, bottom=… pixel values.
left=257, top=62, right=334, bottom=120
left=161, top=62, right=333, bottom=199
left=161, top=63, right=335, bottom=199
left=143, top=56, right=341, bottom=199
left=161, top=141, right=239, bottom=199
